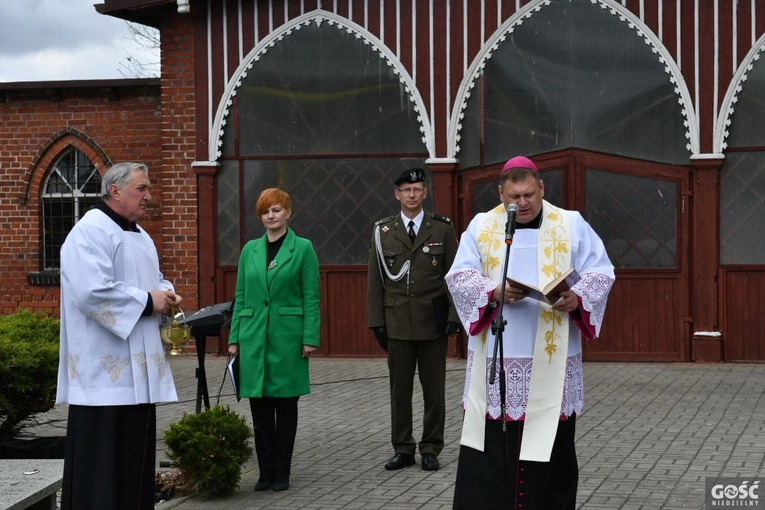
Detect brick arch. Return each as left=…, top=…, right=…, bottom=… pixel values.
left=23, top=129, right=111, bottom=206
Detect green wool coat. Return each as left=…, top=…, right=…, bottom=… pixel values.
left=228, top=228, right=320, bottom=398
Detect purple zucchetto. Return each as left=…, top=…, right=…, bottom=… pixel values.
left=501, top=155, right=538, bottom=173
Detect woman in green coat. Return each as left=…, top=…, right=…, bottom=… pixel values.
left=228, top=188, right=320, bottom=492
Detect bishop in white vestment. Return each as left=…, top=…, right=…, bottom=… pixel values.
left=56, top=163, right=181, bottom=510
left=445, top=156, right=614, bottom=509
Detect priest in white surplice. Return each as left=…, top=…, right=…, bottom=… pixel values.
left=445, top=156, right=614, bottom=509
left=56, top=162, right=182, bottom=510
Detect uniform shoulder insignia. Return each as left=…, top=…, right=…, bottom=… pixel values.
left=431, top=213, right=452, bottom=224
left=375, top=215, right=396, bottom=226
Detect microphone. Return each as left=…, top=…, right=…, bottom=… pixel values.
left=505, top=204, right=519, bottom=244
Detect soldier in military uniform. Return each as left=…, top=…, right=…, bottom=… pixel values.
left=367, top=167, right=460, bottom=472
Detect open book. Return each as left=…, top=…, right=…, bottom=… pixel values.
left=507, top=268, right=580, bottom=305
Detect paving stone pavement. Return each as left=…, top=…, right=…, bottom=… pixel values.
left=29, top=357, right=765, bottom=509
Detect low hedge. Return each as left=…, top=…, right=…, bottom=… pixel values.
left=163, top=405, right=253, bottom=498
left=0, top=309, right=60, bottom=442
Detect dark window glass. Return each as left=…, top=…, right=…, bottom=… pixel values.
left=720, top=52, right=765, bottom=264
left=217, top=160, right=241, bottom=266
left=725, top=58, right=765, bottom=147
left=720, top=151, right=765, bottom=264
left=218, top=21, right=430, bottom=266
left=586, top=169, right=676, bottom=268
left=457, top=89, right=481, bottom=170
left=471, top=180, right=499, bottom=217
left=217, top=158, right=428, bottom=265
left=471, top=169, right=562, bottom=217
left=40, top=148, right=101, bottom=270
left=231, top=22, right=426, bottom=156
left=460, top=0, right=690, bottom=167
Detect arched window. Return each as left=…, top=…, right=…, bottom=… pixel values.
left=457, top=0, right=690, bottom=169
left=720, top=46, right=765, bottom=265
left=40, top=148, right=102, bottom=270
left=217, top=20, right=429, bottom=266
left=456, top=0, right=691, bottom=272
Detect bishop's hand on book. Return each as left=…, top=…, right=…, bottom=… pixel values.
left=504, top=268, right=580, bottom=305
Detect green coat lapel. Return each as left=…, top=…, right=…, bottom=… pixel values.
left=251, top=236, right=269, bottom=296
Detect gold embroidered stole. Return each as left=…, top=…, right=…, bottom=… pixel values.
left=460, top=204, right=505, bottom=451
left=462, top=201, right=571, bottom=462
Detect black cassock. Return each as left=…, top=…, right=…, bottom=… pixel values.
left=61, top=403, right=156, bottom=510
left=453, top=415, right=578, bottom=510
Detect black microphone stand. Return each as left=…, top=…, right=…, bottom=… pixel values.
left=489, top=206, right=516, bottom=429
left=489, top=207, right=515, bottom=508
left=489, top=238, right=513, bottom=430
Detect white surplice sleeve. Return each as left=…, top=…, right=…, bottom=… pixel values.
left=569, top=212, right=615, bottom=338
left=445, top=214, right=500, bottom=335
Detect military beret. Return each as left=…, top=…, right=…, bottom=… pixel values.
left=393, top=167, right=426, bottom=186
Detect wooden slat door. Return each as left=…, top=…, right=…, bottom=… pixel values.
left=575, top=153, right=691, bottom=361
left=722, top=269, right=765, bottom=361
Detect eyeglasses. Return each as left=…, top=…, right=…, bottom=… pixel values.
left=397, top=187, right=425, bottom=195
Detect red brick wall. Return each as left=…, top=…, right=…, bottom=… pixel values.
left=0, top=17, right=203, bottom=335
left=0, top=83, right=173, bottom=317
left=158, top=14, right=200, bottom=314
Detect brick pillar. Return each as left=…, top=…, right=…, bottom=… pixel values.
left=690, top=155, right=723, bottom=361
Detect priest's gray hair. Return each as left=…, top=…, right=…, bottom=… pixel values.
left=101, top=162, right=149, bottom=200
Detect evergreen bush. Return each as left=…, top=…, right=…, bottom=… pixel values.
left=163, top=405, right=253, bottom=498
left=0, top=309, right=60, bottom=442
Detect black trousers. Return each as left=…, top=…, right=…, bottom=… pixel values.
left=453, top=415, right=578, bottom=510
left=249, top=396, right=299, bottom=483
left=387, top=337, right=447, bottom=456
left=61, top=403, right=156, bottom=510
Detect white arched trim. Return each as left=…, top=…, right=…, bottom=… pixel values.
left=715, top=33, right=765, bottom=153
left=208, top=9, right=433, bottom=161
left=446, top=0, right=699, bottom=159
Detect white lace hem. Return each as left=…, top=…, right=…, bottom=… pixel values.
left=572, top=272, right=614, bottom=337
left=462, top=351, right=584, bottom=420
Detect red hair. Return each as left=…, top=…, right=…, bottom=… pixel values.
left=256, top=188, right=291, bottom=216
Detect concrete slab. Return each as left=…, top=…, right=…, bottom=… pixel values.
left=0, top=459, right=63, bottom=510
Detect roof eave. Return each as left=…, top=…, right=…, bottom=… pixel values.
left=94, top=0, right=178, bottom=28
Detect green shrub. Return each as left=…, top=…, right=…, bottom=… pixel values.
left=0, top=309, right=60, bottom=442
left=163, top=405, right=253, bottom=498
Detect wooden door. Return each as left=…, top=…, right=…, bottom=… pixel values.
left=722, top=269, right=765, bottom=361
left=577, top=153, right=691, bottom=361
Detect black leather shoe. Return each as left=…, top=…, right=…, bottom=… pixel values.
left=384, top=453, right=415, bottom=470
left=421, top=453, right=440, bottom=471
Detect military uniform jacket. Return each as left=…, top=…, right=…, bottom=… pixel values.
left=367, top=212, right=459, bottom=341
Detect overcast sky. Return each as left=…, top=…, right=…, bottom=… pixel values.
left=0, top=0, right=160, bottom=83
